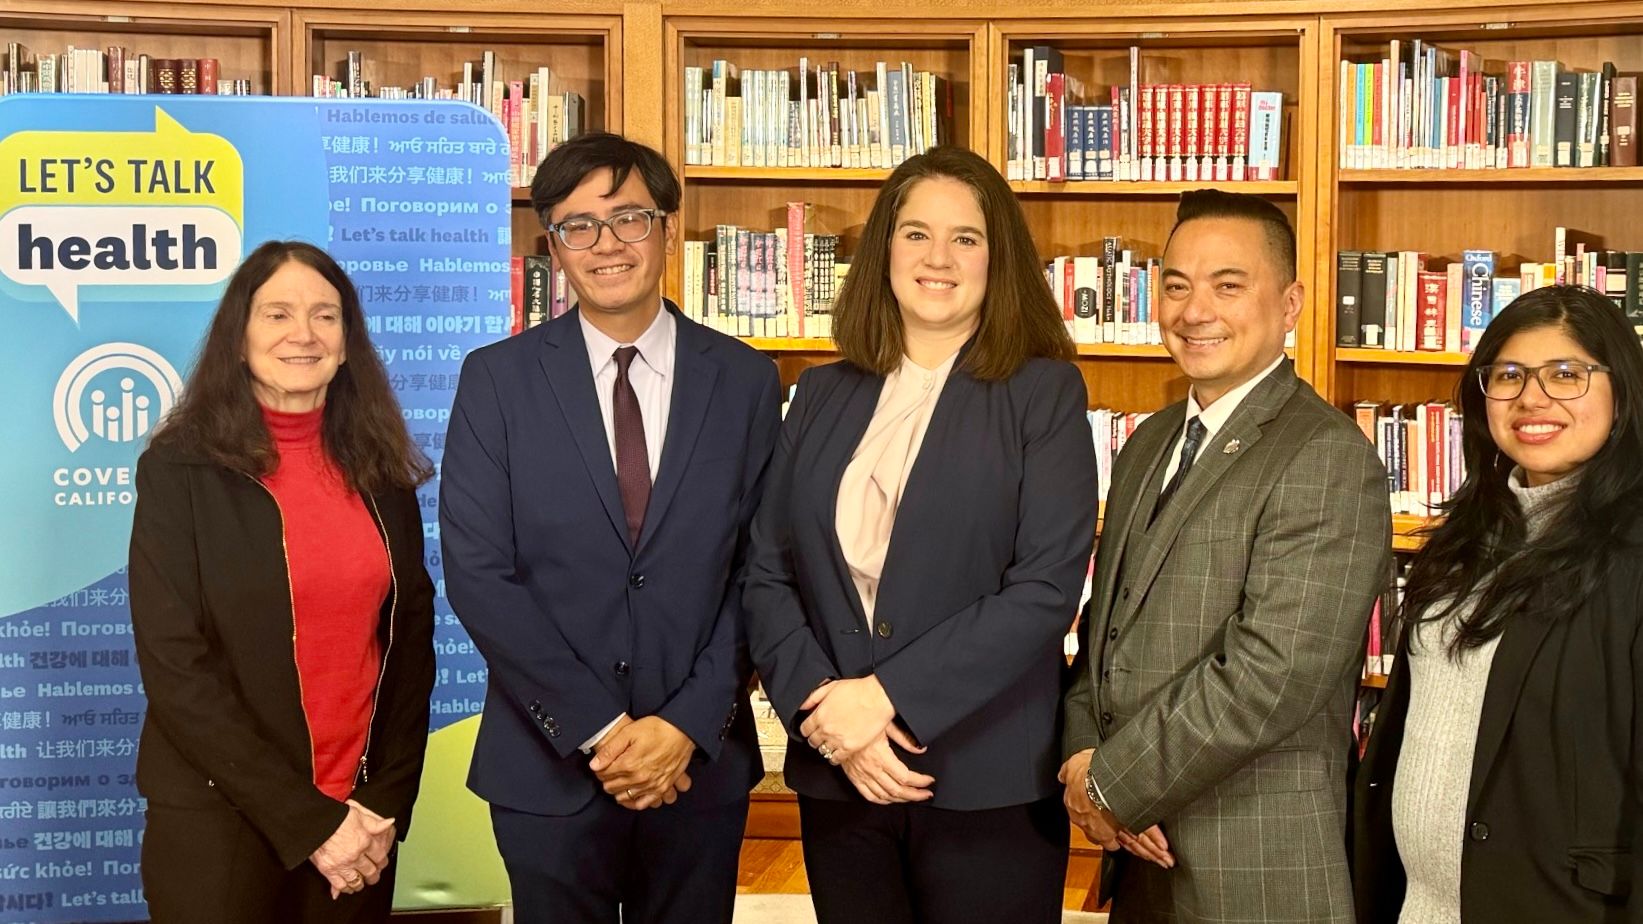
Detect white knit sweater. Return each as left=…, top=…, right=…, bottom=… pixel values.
left=1392, top=468, right=1580, bottom=924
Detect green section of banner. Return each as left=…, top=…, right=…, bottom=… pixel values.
left=393, top=716, right=510, bottom=911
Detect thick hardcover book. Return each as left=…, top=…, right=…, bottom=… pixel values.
left=1360, top=251, right=1389, bottom=349
left=1553, top=71, right=1579, bottom=167
left=1611, top=75, right=1638, bottom=168
left=1336, top=250, right=1363, bottom=347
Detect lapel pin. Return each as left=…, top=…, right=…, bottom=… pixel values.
left=1222, top=439, right=1241, bottom=454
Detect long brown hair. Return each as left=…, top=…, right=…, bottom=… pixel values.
left=832, top=146, right=1073, bottom=380
left=149, top=240, right=433, bottom=493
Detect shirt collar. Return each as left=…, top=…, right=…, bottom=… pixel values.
left=1185, top=353, right=1285, bottom=437
left=579, top=302, right=676, bottom=379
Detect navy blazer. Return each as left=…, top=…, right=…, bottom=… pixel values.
left=743, top=354, right=1099, bottom=810
left=440, top=303, right=781, bottom=816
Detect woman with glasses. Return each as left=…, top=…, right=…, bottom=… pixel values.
left=1351, top=284, right=1643, bottom=923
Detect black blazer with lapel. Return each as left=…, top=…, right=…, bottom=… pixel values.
left=440, top=303, right=781, bottom=817
left=743, top=354, right=1099, bottom=810
left=1352, top=517, right=1643, bottom=923
left=128, top=444, right=436, bottom=869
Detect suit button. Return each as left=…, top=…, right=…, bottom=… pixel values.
left=1100, top=711, right=1114, bottom=725
left=1121, top=587, right=1130, bottom=600
left=1108, top=627, right=1119, bottom=640
left=629, top=573, right=645, bottom=589
left=614, top=661, right=630, bottom=676
left=1102, top=669, right=1112, bottom=681
left=528, top=701, right=542, bottom=715
left=876, top=621, right=892, bottom=639
left=1470, top=822, right=1489, bottom=842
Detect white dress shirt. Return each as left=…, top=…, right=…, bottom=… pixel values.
left=579, top=304, right=675, bottom=484
left=1160, top=353, right=1286, bottom=486
left=576, top=303, right=676, bottom=752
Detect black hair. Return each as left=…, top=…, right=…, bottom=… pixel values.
left=528, top=132, right=681, bottom=224
left=1167, top=188, right=1297, bottom=285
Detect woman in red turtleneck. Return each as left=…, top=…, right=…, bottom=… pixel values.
left=129, top=240, right=435, bottom=924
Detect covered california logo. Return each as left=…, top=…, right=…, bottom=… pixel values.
left=0, top=106, right=245, bottom=322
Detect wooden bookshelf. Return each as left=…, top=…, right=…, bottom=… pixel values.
left=662, top=16, right=988, bottom=369
left=0, top=0, right=287, bottom=94
left=294, top=8, right=623, bottom=265
left=1340, top=167, right=1643, bottom=184
left=1011, top=179, right=1300, bottom=196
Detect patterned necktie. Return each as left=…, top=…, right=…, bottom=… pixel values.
left=1151, top=416, right=1207, bottom=525
left=612, top=346, right=650, bottom=545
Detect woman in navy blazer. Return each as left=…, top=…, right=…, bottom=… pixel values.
left=743, top=146, right=1100, bottom=924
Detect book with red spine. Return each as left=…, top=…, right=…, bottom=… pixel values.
left=1167, top=84, right=1186, bottom=181
left=1138, top=83, right=1156, bottom=181
left=509, top=256, right=525, bottom=335
left=1507, top=60, right=1532, bottom=167
left=786, top=202, right=807, bottom=337
left=197, top=57, right=219, bottom=95
left=1184, top=84, right=1202, bottom=182
left=1216, top=83, right=1234, bottom=181
left=1199, top=83, right=1218, bottom=181
left=1231, top=83, right=1251, bottom=179
left=1417, top=270, right=1447, bottom=351
left=1045, top=72, right=1065, bottom=181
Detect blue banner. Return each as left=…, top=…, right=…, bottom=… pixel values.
left=0, top=95, right=512, bottom=922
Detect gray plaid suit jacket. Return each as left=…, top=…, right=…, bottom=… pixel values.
left=1063, top=358, right=1391, bottom=923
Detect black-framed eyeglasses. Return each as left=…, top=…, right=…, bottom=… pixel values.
left=544, top=208, right=667, bottom=251
left=1475, top=361, right=1612, bottom=401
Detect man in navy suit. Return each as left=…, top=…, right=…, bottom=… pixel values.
left=440, top=133, right=781, bottom=924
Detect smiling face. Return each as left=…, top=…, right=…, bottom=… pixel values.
left=545, top=166, right=674, bottom=332
left=888, top=175, right=989, bottom=344
left=1159, top=215, right=1302, bottom=408
left=242, top=259, right=346, bottom=413
left=1484, top=324, right=1616, bottom=487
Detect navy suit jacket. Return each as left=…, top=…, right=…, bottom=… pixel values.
left=440, top=303, right=780, bottom=816
left=743, top=354, right=1099, bottom=810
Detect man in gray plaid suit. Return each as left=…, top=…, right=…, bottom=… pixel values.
left=1060, top=190, right=1391, bottom=923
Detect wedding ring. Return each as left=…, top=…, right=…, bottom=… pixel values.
left=625, top=788, right=636, bottom=800
left=817, top=744, right=833, bottom=760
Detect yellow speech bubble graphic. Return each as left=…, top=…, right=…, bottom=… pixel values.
left=0, top=107, right=244, bottom=322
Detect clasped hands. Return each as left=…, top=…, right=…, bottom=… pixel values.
left=799, top=676, right=935, bottom=805
left=309, top=799, right=396, bottom=899
left=1058, top=748, right=1174, bottom=870
left=589, top=714, right=696, bottom=811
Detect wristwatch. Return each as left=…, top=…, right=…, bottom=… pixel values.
left=1085, top=770, right=1111, bottom=814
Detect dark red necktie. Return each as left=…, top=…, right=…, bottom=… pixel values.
left=612, top=346, right=650, bottom=545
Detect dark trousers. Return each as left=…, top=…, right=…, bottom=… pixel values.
left=798, top=794, right=1069, bottom=924
left=490, top=791, right=749, bottom=924
left=141, top=803, right=395, bottom=924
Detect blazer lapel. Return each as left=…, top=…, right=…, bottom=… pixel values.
left=873, top=367, right=972, bottom=616
left=1095, top=403, right=1182, bottom=631
left=538, top=309, right=632, bottom=552
left=1121, top=361, right=1298, bottom=623
left=641, top=304, right=720, bottom=553
left=820, top=366, right=885, bottom=630
left=1467, top=608, right=1557, bottom=812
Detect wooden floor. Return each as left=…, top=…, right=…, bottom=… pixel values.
left=737, top=838, right=1104, bottom=911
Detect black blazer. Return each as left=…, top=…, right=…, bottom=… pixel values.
left=1351, top=518, right=1643, bottom=923
left=128, top=443, right=435, bottom=870
left=743, top=354, right=1099, bottom=810
left=440, top=304, right=779, bottom=816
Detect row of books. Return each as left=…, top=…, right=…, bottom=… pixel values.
left=311, top=53, right=587, bottom=186
left=1047, top=243, right=1165, bottom=346
left=1339, top=41, right=1640, bottom=169
left=682, top=59, right=951, bottom=169
left=1352, top=400, right=1465, bottom=517
left=1, top=44, right=246, bottom=95
left=1006, top=45, right=1285, bottom=183
left=675, top=204, right=848, bottom=338
left=508, top=255, right=575, bottom=334
left=1335, top=234, right=1643, bottom=352
left=1088, top=408, right=1156, bottom=504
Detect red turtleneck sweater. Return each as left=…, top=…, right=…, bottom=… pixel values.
left=259, top=406, right=390, bottom=802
